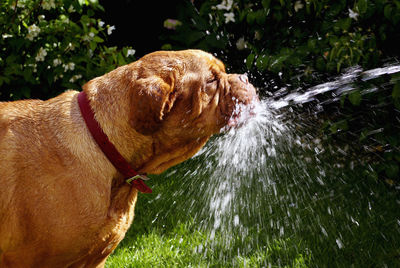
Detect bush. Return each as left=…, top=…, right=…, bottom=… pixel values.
left=164, top=0, right=400, bottom=83
left=0, top=0, right=136, bottom=100
left=162, top=0, right=400, bottom=183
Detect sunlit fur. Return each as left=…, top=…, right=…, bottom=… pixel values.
left=0, top=50, right=256, bottom=267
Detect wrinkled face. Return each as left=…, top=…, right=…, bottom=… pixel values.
left=129, top=49, right=258, bottom=174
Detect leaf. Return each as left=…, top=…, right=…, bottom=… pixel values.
left=273, top=10, right=283, bottom=21
left=357, top=0, right=368, bottom=14
left=337, top=18, right=352, bottom=31
left=246, top=53, right=255, bottom=69
left=93, top=36, right=104, bottom=43
left=268, top=55, right=288, bottom=73
left=387, top=135, right=398, bottom=147
left=395, top=99, right=400, bottom=110
left=262, top=0, right=271, bottom=9
left=336, top=59, right=343, bottom=73
left=315, top=57, right=326, bottom=72
left=187, top=31, right=204, bottom=45
left=246, top=11, right=256, bottom=25
left=89, top=41, right=97, bottom=51
left=330, top=120, right=348, bottom=133
left=359, top=130, right=368, bottom=141
left=385, top=162, right=399, bottom=179
left=384, top=5, right=392, bottom=20
left=255, top=54, right=269, bottom=72
left=395, top=153, right=400, bottom=162
left=21, top=87, right=31, bottom=99
left=338, top=120, right=348, bottom=131
left=161, top=43, right=172, bottom=50
left=329, top=123, right=338, bottom=134
left=255, top=10, right=267, bottom=25
left=392, top=82, right=400, bottom=99
left=117, top=52, right=126, bottom=65
left=348, top=90, right=362, bottom=106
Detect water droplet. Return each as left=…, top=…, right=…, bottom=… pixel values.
left=336, top=238, right=344, bottom=249
left=233, top=215, right=239, bottom=226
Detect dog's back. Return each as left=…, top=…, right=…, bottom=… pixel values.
left=0, top=99, right=46, bottom=260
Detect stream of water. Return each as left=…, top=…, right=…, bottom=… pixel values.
left=149, top=64, right=400, bottom=266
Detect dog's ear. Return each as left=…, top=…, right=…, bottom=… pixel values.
left=129, top=74, right=177, bottom=135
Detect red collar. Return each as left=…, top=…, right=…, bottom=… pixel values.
left=77, top=91, right=152, bottom=193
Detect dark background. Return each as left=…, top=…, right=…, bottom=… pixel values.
left=98, top=0, right=182, bottom=58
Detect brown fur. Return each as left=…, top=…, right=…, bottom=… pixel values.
left=0, top=50, right=256, bottom=267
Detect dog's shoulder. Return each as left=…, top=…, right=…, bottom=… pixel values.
left=0, top=99, right=42, bottom=135
left=0, top=110, right=8, bottom=143
left=0, top=102, right=13, bottom=142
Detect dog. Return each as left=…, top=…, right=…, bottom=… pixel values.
left=0, top=50, right=257, bottom=267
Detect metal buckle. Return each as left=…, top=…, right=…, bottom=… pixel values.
left=126, top=174, right=150, bottom=185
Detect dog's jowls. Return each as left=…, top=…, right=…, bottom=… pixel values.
left=0, top=50, right=257, bottom=267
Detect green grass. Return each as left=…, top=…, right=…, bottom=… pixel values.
left=106, top=221, right=309, bottom=268
left=106, top=147, right=400, bottom=267
left=106, top=158, right=311, bottom=267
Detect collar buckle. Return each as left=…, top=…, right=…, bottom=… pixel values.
left=126, top=174, right=150, bottom=185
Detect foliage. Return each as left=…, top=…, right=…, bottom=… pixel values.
left=323, top=73, right=400, bottom=184
left=162, top=0, right=400, bottom=183
left=0, top=0, right=136, bottom=100
left=164, top=0, right=400, bottom=80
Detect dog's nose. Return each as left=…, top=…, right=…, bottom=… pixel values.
left=239, top=74, right=249, bottom=84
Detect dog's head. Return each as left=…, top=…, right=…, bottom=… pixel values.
left=130, top=50, right=257, bottom=135
left=84, top=50, right=258, bottom=174
left=127, top=50, right=258, bottom=173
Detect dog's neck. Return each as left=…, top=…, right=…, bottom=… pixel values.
left=82, top=72, right=155, bottom=174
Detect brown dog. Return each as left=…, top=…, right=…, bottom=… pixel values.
left=0, top=50, right=257, bottom=267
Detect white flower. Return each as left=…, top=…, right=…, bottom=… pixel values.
left=28, top=63, right=38, bottom=73
left=14, top=0, right=25, bottom=8
left=63, top=62, right=75, bottom=72
left=2, top=34, right=13, bottom=39
left=26, top=24, right=40, bottom=41
left=348, top=8, right=359, bottom=20
left=42, top=0, right=56, bottom=10
left=254, top=30, right=262, bottom=40
left=224, top=12, right=235, bottom=23
left=216, top=0, right=233, bottom=11
left=27, top=63, right=37, bottom=73
left=83, top=32, right=95, bottom=42
left=68, top=62, right=75, bottom=71
left=53, top=58, right=62, bottom=66
left=35, top=47, right=47, bottom=62
left=68, top=5, right=75, bottom=13
left=38, top=15, right=45, bottom=21
left=107, top=25, right=115, bottom=35
left=126, top=49, right=136, bottom=57
left=69, top=74, right=82, bottom=83
left=163, top=19, right=182, bottom=30
left=66, top=42, right=75, bottom=51
left=236, top=37, right=246, bottom=50
left=294, top=1, right=304, bottom=12
left=98, top=20, right=105, bottom=28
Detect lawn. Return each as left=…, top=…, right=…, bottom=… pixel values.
left=106, top=128, right=400, bottom=267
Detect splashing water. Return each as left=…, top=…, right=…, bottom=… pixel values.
left=147, top=64, right=400, bottom=266
left=269, top=64, right=400, bottom=109
left=197, top=100, right=290, bottom=241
